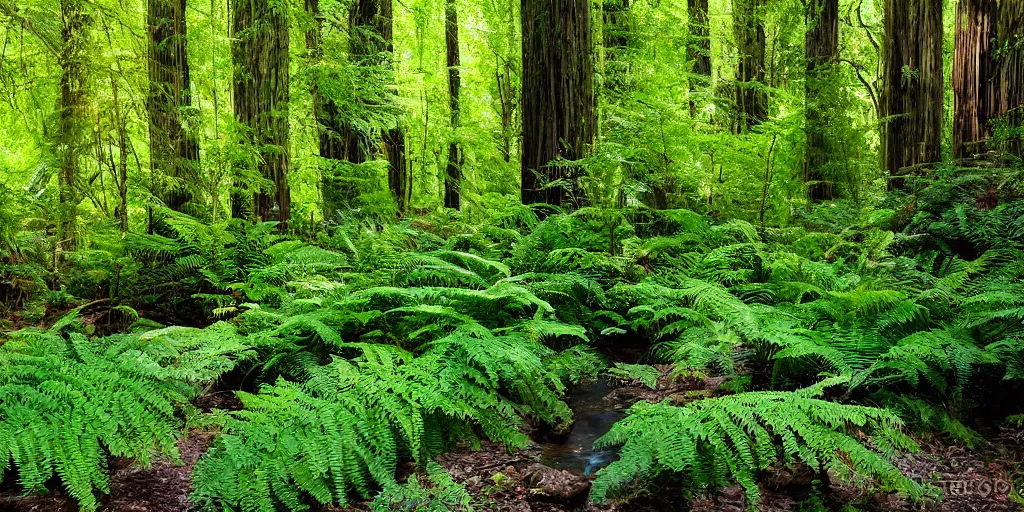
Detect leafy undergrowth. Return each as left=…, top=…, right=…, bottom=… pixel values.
left=2, top=193, right=1024, bottom=511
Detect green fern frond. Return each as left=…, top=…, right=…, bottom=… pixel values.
left=591, top=393, right=924, bottom=503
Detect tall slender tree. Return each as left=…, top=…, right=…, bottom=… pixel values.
left=952, top=0, right=999, bottom=159
left=882, top=0, right=943, bottom=187
left=520, top=0, right=595, bottom=207
left=58, top=0, right=90, bottom=249
left=804, top=0, right=838, bottom=200
left=231, top=0, right=291, bottom=224
left=148, top=0, right=200, bottom=212
left=687, top=0, right=711, bottom=117
left=997, top=0, right=1023, bottom=156
left=732, top=0, right=767, bottom=133
left=305, top=0, right=356, bottom=219
left=347, top=0, right=408, bottom=212
left=444, top=0, right=463, bottom=210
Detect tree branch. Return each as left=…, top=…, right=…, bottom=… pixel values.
left=0, top=3, right=59, bottom=57
left=838, top=58, right=880, bottom=119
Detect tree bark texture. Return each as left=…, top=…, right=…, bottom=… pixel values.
left=732, top=0, right=767, bottom=133
left=148, top=0, right=200, bottom=212
left=997, top=0, right=1023, bottom=155
left=58, top=0, right=89, bottom=249
left=520, top=0, right=595, bottom=207
left=444, top=0, right=463, bottom=210
left=882, top=0, right=943, bottom=187
left=805, top=0, right=838, bottom=201
left=688, top=0, right=711, bottom=117
left=952, top=0, right=999, bottom=158
left=231, top=0, right=291, bottom=224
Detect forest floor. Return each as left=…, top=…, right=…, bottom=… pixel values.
left=1, top=372, right=1022, bottom=512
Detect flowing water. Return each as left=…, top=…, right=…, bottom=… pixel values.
left=539, top=379, right=626, bottom=475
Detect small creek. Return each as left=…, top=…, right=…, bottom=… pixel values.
left=539, top=379, right=626, bottom=475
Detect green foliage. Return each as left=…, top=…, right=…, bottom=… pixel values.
left=370, top=463, right=472, bottom=511
left=192, top=329, right=573, bottom=511
left=0, top=321, right=252, bottom=511
left=3, top=190, right=1024, bottom=512
left=607, top=363, right=660, bottom=389
left=591, top=392, right=925, bottom=503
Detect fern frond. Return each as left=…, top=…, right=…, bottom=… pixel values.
left=591, top=393, right=923, bottom=503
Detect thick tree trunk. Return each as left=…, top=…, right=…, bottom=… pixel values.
left=231, top=0, right=291, bottom=224
left=444, top=0, right=462, bottom=210
left=952, top=0, right=999, bottom=159
left=882, top=0, right=943, bottom=188
left=732, top=0, right=767, bottom=133
left=997, top=0, right=1023, bottom=156
left=687, top=0, right=711, bottom=117
left=148, top=0, right=200, bottom=212
left=58, top=0, right=89, bottom=250
left=521, top=0, right=595, bottom=207
left=804, top=0, right=838, bottom=201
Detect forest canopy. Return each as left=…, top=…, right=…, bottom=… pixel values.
left=0, top=0, right=1023, bottom=510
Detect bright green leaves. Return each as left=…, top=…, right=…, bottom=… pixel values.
left=591, top=392, right=924, bottom=504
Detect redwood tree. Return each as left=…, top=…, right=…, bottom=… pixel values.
left=732, top=0, right=766, bottom=133
left=148, top=0, right=200, bottom=212
left=882, top=0, right=943, bottom=186
left=952, top=0, right=999, bottom=159
left=231, top=0, right=291, bottom=224
left=997, top=0, right=1023, bottom=155
left=520, top=0, right=595, bottom=207
left=804, top=0, right=838, bottom=200
left=444, top=0, right=463, bottom=210
left=687, top=0, right=711, bottom=117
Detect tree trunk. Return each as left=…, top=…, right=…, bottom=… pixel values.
left=952, top=0, right=999, bottom=159
left=882, top=0, right=943, bottom=188
left=231, top=0, right=291, bottom=224
left=347, top=0, right=408, bottom=212
left=804, top=0, right=838, bottom=201
left=732, top=0, right=766, bottom=133
left=997, top=0, right=1023, bottom=156
left=496, top=60, right=517, bottom=163
left=148, top=0, right=199, bottom=213
left=58, top=0, right=89, bottom=250
left=687, top=0, right=711, bottom=117
left=444, top=0, right=462, bottom=210
left=521, top=0, right=595, bottom=207
left=306, top=0, right=357, bottom=220
left=384, top=126, right=408, bottom=211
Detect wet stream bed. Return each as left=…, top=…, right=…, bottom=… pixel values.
left=538, top=379, right=625, bottom=476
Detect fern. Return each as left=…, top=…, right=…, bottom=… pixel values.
left=607, top=363, right=660, bottom=389
left=591, top=392, right=925, bottom=503
left=371, top=462, right=472, bottom=511
left=192, top=331, right=574, bottom=511
left=0, top=325, right=250, bottom=511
